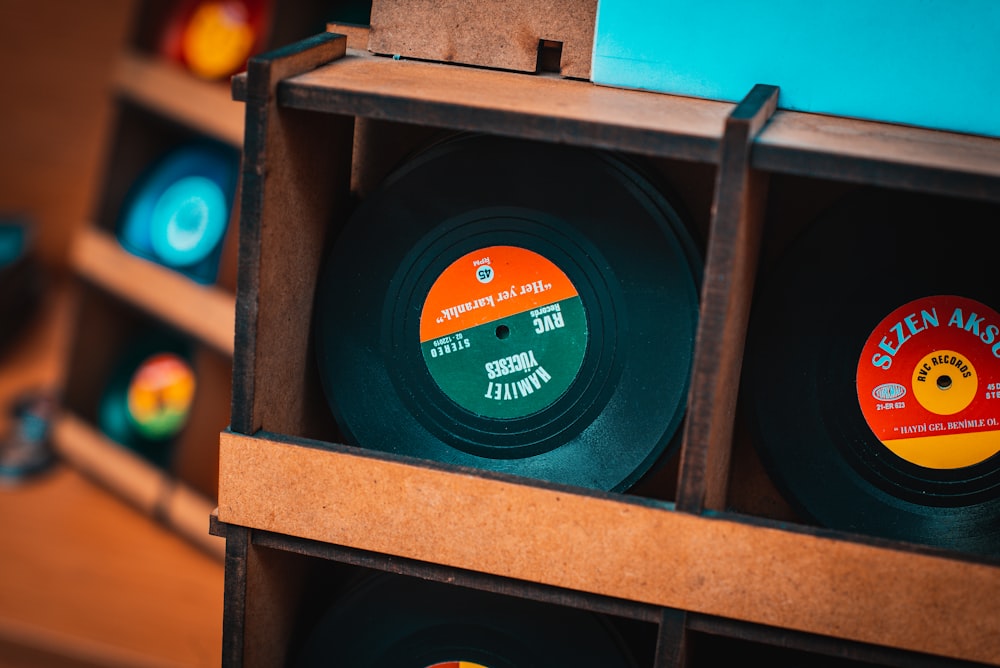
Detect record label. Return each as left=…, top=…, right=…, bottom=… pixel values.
left=126, top=352, right=197, bottom=441
left=426, top=663, right=489, bottom=668
left=856, top=295, right=1000, bottom=469
left=117, top=143, right=237, bottom=284
left=419, top=245, right=587, bottom=419
left=181, top=1, right=256, bottom=79
left=315, top=134, right=701, bottom=491
left=150, top=175, right=228, bottom=267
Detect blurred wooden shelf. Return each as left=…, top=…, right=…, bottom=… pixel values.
left=51, top=411, right=225, bottom=560
left=0, top=278, right=223, bottom=667
left=114, top=50, right=245, bottom=148
left=0, top=465, right=224, bottom=667
left=69, top=227, right=235, bottom=356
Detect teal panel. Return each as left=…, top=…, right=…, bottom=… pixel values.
left=592, top=0, right=1000, bottom=137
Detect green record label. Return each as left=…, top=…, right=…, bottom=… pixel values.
left=420, top=246, right=588, bottom=419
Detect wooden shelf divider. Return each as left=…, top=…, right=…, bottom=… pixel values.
left=53, top=411, right=226, bottom=561
left=70, top=227, right=236, bottom=356
left=114, top=50, right=245, bottom=147
left=217, top=430, right=1000, bottom=665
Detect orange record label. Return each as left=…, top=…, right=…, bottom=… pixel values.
left=420, top=246, right=588, bottom=419
left=856, top=295, right=1000, bottom=469
left=420, top=246, right=580, bottom=343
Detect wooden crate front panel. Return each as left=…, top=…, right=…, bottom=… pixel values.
left=218, top=431, right=1000, bottom=666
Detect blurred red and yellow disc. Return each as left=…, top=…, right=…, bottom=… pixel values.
left=180, top=1, right=258, bottom=79
left=126, top=353, right=197, bottom=441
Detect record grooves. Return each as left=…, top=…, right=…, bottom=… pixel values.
left=743, top=188, right=1000, bottom=555
left=314, top=134, right=702, bottom=491
left=294, top=573, right=640, bottom=667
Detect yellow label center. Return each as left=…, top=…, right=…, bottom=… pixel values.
left=911, top=349, right=977, bottom=416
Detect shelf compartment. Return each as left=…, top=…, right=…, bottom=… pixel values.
left=213, top=518, right=986, bottom=668
left=217, top=430, right=1000, bottom=666
left=70, top=227, right=235, bottom=355
left=56, top=280, right=231, bottom=550
left=114, top=50, right=245, bottom=147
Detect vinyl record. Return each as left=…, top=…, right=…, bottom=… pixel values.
left=116, top=142, right=238, bottom=284
left=159, top=0, right=270, bottom=80
left=743, top=188, right=1000, bottom=555
left=294, top=573, right=640, bottom=668
left=97, top=333, right=196, bottom=467
left=314, top=134, right=702, bottom=491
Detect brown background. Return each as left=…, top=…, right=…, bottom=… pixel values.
left=0, top=0, right=135, bottom=271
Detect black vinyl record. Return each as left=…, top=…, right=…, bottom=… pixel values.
left=743, top=187, right=1000, bottom=556
left=314, top=134, right=702, bottom=491
left=294, top=573, right=641, bottom=668
left=97, top=331, right=197, bottom=467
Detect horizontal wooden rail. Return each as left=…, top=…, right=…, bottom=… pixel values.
left=218, top=430, right=1000, bottom=666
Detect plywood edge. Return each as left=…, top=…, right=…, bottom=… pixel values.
left=70, top=227, right=236, bottom=355
left=754, top=108, right=1000, bottom=199
left=677, top=84, right=779, bottom=513
left=217, top=431, right=1000, bottom=665
left=326, top=21, right=370, bottom=52
left=280, top=51, right=730, bottom=164
left=114, top=50, right=244, bottom=147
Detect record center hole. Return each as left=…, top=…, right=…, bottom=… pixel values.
left=495, top=324, right=510, bottom=340
left=937, top=375, right=953, bottom=390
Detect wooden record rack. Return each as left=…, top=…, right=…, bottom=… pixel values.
left=213, top=29, right=1000, bottom=668
left=52, top=1, right=335, bottom=560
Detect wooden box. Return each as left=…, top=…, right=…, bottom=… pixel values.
left=214, top=30, right=1000, bottom=668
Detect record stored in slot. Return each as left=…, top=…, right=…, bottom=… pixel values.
left=314, top=134, right=702, bottom=491
left=743, top=188, right=1000, bottom=555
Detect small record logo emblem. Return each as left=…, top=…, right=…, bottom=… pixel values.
left=872, top=383, right=906, bottom=401
left=476, top=265, right=494, bottom=284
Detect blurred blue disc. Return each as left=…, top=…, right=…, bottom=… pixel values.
left=0, top=222, right=26, bottom=268
left=150, top=175, right=228, bottom=267
left=117, top=143, right=237, bottom=283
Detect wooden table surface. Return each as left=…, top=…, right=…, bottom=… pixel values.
left=0, top=277, right=224, bottom=667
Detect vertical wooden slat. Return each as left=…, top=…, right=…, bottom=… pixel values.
left=654, top=608, right=690, bottom=668
left=231, top=32, right=351, bottom=435
left=218, top=522, right=249, bottom=668
left=676, top=84, right=779, bottom=513
left=216, top=519, right=313, bottom=666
